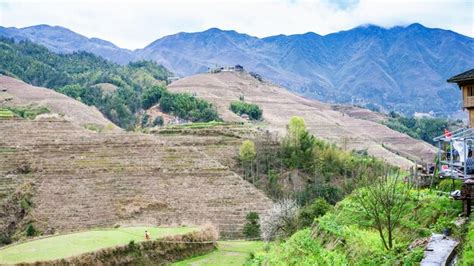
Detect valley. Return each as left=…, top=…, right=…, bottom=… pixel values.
left=0, top=13, right=473, bottom=265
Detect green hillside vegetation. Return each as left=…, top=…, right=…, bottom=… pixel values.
left=230, top=101, right=263, bottom=120
left=459, top=221, right=474, bottom=266
left=383, top=111, right=463, bottom=145
left=249, top=188, right=462, bottom=265
left=239, top=116, right=387, bottom=205
left=173, top=241, right=264, bottom=266
left=0, top=38, right=219, bottom=128
left=3, top=105, right=50, bottom=119
left=142, top=85, right=220, bottom=122
left=0, top=226, right=196, bottom=264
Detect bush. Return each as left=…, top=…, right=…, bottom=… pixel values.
left=297, top=198, right=331, bottom=228
left=230, top=101, right=263, bottom=120
left=0, top=232, right=12, bottom=245
left=243, top=212, right=261, bottom=238
left=153, top=116, right=164, bottom=126
left=26, top=224, right=37, bottom=237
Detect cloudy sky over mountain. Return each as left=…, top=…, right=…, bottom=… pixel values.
left=0, top=0, right=472, bottom=49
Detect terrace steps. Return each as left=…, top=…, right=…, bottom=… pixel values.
left=0, top=119, right=272, bottom=238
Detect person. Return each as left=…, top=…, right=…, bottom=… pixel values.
left=144, top=230, right=150, bottom=240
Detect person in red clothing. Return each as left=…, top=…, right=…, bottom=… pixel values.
left=144, top=230, right=150, bottom=240
left=444, top=128, right=452, bottom=138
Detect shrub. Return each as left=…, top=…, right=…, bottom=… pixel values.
left=297, top=198, right=331, bottom=228
left=26, top=224, right=37, bottom=237
left=153, top=116, right=164, bottom=126
left=230, top=101, right=263, bottom=120
left=243, top=212, right=261, bottom=238
left=0, top=232, right=12, bottom=245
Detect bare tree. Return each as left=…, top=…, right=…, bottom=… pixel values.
left=354, top=170, right=409, bottom=250
left=260, top=198, right=300, bottom=241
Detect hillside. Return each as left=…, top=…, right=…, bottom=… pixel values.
left=3, top=24, right=473, bottom=116
left=168, top=71, right=436, bottom=168
left=0, top=75, right=119, bottom=130
left=0, top=77, right=272, bottom=239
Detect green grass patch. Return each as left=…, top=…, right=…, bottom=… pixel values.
left=172, top=241, right=264, bottom=266
left=0, top=109, right=14, bottom=119
left=0, top=226, right=196, bottom=264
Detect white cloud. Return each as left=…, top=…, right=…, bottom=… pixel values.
left=0, top=0, right=472, bottom=49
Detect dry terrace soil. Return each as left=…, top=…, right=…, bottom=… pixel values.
left=168, top=71, right=437, bottom=169
left=0, top=76, right=272, bottom=238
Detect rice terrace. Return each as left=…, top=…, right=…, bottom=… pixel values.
left=1, top=0, right=474, bottom=265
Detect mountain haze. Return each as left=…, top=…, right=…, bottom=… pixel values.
left=1, top=23, right=473, bottom=115
left=0, top=25, right=133, bottom=64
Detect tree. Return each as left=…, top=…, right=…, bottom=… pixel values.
left=260, top=198, right=300, bottom=241
left=243, top=212, right=261, bottom=238
left=141, top=85, right=165, bottom=109
left=239, top=140, right=257, bottom=162
left=354, top=171, right=409, bottom=250
left=239, top=140, right=257, bottom=180
left=287, top=116, right=306, bottom=147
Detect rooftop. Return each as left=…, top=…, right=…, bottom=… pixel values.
left=447, top=69, right=474, bottom=84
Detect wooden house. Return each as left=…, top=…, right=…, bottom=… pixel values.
left=448, top=69, right=474, bottom=127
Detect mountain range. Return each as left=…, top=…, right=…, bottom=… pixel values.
left=1, top=23, right=473, bottom=116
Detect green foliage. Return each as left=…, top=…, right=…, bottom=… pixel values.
left=230, top=101, right=263, bottom=120
left=437, top=178, right=462, bottom=192
left=160, top=91, right=220, bottom=122
left=383, top=112, right=462, bottom=145
left=297, top=198, right=331, bottom=228
left=243, top=116, right=387, bottom=206
left=243, top=212, right=261, bottom=238
left=0, top=37, right=172, bottom=129
left=253, top=188, right=462, bottom=265
left=240, top=140, right=257, bottom=162
left=141, top=85, right=165, bottom=109
left=459, top=221, right=474, bottom=266
left=5, top=105, right=50, bottom=119
left=26, top=224, right=37, bottom=237
left=249, top=229, right=348, bottom=265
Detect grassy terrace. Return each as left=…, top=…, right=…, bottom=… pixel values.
left=173, top=241, right=264, bottom=266
left=0, top=226, right=196, bottom=264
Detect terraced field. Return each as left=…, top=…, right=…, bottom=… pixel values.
left=0, top=118, right=271, bottom=238
left=169, top=72, right=437, bottom=169
left=0, top=76, right=274, bottom=244
left=0, top=226, right=196, bottom=264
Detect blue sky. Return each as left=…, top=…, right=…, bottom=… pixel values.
left=0, top=0, right=472, bottom=49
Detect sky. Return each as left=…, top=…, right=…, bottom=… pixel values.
left=0, top=0, right=473, bottom=49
